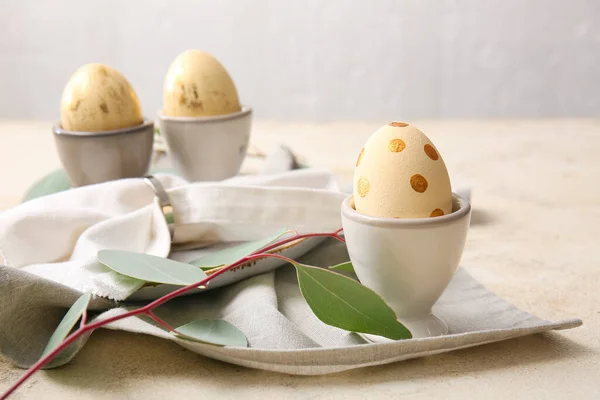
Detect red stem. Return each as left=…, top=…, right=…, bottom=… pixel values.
left=144, top=311, right=177, bottom=332
left=256, top=231, right=344, bottom=255
left=1, top=230, right=343, bottom=399
left=79, top=308, right=88, bottom=329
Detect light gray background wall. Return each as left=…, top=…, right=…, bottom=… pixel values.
left=1, top=0, right=599, bottom=121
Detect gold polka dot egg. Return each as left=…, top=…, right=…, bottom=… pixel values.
left=354, top=122, right=452, bottom=219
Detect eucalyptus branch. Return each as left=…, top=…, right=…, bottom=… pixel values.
left=145, top=311, right=177, bottom=332
left=255, top=231, right=345, bottom=255
left=1, top=230, right=345, bottom=400
left=79, top=308, right=88, bottom=328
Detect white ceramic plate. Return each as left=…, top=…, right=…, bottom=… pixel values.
left=128, top=237, right=324, bottom=301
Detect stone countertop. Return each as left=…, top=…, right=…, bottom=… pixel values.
left=0, top=119, right=598, bottom=399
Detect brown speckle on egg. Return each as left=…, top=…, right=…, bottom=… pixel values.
left=70, top=99, right=81, bottom=111
left=430, top=208, right=444, bottom=217
left=389, top=122, right=408, bottom=127
left=357, top=176, right=370, bottom=197
left=189, top=99, right=204, bottom=110
left=356, top=148, right=364, bottom=167
left=410, top=174, right=428, bottom=193
left=424, top=144, right=439, bottom=161
left=107, top=87, right=118, bottom=100
left=388, top=138, right=406, bottom=152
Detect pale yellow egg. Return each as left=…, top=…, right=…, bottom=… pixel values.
left=60, top=64, right=143, bottom=132
left=163, top=50, right=241, bottom=117
left=353, top=122, right=452, bottom=219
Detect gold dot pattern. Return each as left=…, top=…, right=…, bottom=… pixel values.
left=355, top=124, right=449, bottom=218
left=357, top=176, right=370, bottom=197
left=388, top=138, right=406, bottom=152
left=430, top=208, right=444, bottom=217
left=424, top=144, right=439, bottom=160
left=410, top=174, right=428, bottom=193
left=356, top=148, right=364, bottom=167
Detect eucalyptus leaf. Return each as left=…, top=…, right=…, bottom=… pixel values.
left=41, top=292, right=92, bottom=358
left=329, top=261, right=355, bottom=273
left=171, top=319, right=248, bottom=347
left=98, top=250, right=207, bottom=285
left=293, top=263, right=412, bottom=340
left=148, top=167, right=179, bottom=175
left=190, top=229, right=291, bottom=269
left=23, top=169, right=72, bottom=202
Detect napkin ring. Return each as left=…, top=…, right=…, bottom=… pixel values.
left=144, top=175, right=175, bottom=240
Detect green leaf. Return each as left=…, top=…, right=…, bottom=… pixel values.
left=329, top=261, right=355, bottom=273
left=190, top=229, right=291, bottom=269
left=171, top=319, right=248, bottom=347
left=293, top=263, right=412, bottom=340
left=98, top=250, right=207, bottom=285
left=148, top=167, right=179, bottom=175
left=42, top=293, right=91, bottom=358
left=23, top=169, right=72, bottom=202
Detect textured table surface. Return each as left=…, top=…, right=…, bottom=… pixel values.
left=0, top=119, right=598, bottom=399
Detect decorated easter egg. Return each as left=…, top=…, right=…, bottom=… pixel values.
left=353, top=122, right=452, bottom=218
left=60, top=64, right=143, bottom=132
left=163, top=50, right=241, bottom=117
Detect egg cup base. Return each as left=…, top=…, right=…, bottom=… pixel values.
left=361, top=314, right=448, bottom=342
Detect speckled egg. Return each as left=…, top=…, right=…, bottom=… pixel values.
left=163, top=50, right=241, bottom=117
left=353, top=122, right=452, bottom=218
left=60, top=63, right=143, bottom=132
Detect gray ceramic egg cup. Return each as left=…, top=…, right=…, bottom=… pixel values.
left=157, top=107, right=252, bottom=182
left=53, top=119, right=155, bottom=187
left=341, top=193, right=472, bottom=340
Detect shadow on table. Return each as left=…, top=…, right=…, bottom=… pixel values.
left=470, top=208, right=496, bottom=226
left=43, top=328, right=591, bottom=393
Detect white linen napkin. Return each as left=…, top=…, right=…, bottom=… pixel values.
left=0, top=168, right=346, bottom=300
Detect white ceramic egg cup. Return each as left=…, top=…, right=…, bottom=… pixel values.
left=157, top=106, right=252, bottom=182
left=341, top=193, right=471, bottom=341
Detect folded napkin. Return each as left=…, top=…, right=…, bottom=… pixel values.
left=0, top=151, right=581, bottom=375
left=0, top=167, right=345, bottom=300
